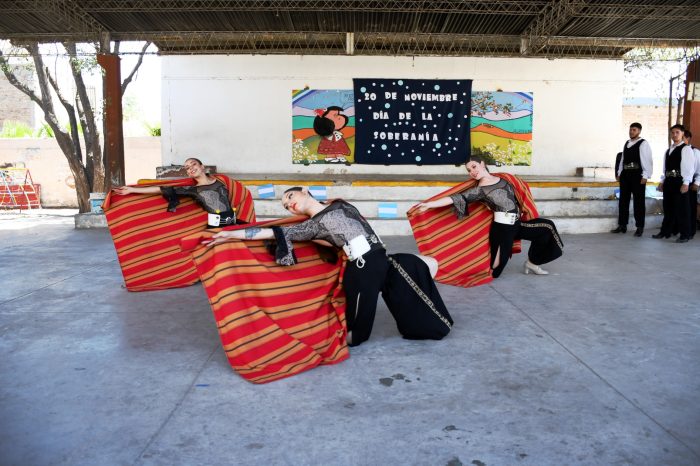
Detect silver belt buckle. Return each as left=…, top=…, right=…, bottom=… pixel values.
left=494, top=211, right=517, bottom=225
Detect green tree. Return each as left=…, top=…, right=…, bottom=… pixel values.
left=624, top=47, right=700, bottom=139
left=0, top=40, right=150, bottom=212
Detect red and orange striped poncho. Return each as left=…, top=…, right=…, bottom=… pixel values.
left=103, top=175, right=255, bottom=291
left=407, top=173, right=538, bottom=288
left=180, top=218, right=349, bottom=384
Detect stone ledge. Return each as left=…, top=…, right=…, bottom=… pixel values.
left=74, top=213, right=107, bottom=229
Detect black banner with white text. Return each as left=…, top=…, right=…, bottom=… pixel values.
left=353, top=78, right=472, bottom=165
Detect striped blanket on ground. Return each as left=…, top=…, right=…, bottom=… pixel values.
left=180, top=217, right=349, bottom=384
left=407, top=173, right=539, bottom=288
left=103, top=175, right=255, bottom=291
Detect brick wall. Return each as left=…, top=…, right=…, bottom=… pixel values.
left=621, top=104, right=673, bottom=180
left=0, top=70, right=35, bottom=129
left=622, top=104, right=671, bottom=144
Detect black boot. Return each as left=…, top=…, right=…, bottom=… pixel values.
left=634, top=228, right=643, bottom=237
left=610, top=226, right=626, bottom=233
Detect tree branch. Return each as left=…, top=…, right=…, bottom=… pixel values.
left=64, top=42, right=98, bottom=140
left=64, top=41, right=102, bottom=180
left=28, top=43, right=72, bottom=145
left=1, top=42, right=94, bottom=212
left=46, top=66, right=83, bottom=163
left=121, top=41, right=151, bottom=95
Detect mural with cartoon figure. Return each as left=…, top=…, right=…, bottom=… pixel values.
left=314, top=106, right=352, bottom=163
left=292, top=88, right=532, bottom=166
left=292, top=89, right=355, bottom=164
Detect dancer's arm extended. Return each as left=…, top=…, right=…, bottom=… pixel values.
left=112, top=185, right=162, bottom=195
left=414, top=197, right=454, bottom=213
left=204, top=227, right=274, bottom=246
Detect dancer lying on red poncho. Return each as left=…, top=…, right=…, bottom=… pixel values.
left=205, top=187, right=452, bottom=348
left=105, top=157, right=255, bottom=291
left=112, top=157, right=248, bottom=228
left=412, top=156, right=563, bottom=283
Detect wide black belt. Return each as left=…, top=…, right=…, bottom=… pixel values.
left=665, top=170, right=682, bottom=178
left=623, top=162, right=640, bottom=170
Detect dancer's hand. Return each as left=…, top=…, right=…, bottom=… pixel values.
left=681, top=184, right=689, bottom=194
left=414, top=201, right=435, bottom=213
left=656, top=182, right=663, bottom=192
left=415, top=197, right=454, bottom=212
left=112, top=186, right=134, bottom=195
left=203, top=230, right=240, bottom=247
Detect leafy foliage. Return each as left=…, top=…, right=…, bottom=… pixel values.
left=144, top=122, right=161, bottom=137
left=0, top=40, right=152, bottom=212
left=0, top=120, right=34, bottom=138
left=0, top=121, right=57, bottom=138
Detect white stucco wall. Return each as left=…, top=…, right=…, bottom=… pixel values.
left=162, top=55, right=623, bottom=176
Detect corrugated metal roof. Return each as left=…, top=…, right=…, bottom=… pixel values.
left=1, top=1, right=698, bottom=57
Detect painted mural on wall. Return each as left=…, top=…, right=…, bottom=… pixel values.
left=470, top=91, right=533, bottom=166
left=291, top=88, right=533, bottom=166
left=292, top=89, right=355, bottom=164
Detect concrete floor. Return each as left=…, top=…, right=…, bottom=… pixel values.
left=0, top=217, right=699, bottom=466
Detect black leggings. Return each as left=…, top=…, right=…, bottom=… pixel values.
left=489, top=218, right=564, bottom=278
left=343, top=248, right=389, bottom=347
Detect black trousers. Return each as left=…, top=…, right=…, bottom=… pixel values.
left=489, top=218, right=564, bottom=278
left=618, top=170, right=646, bottom=228
left=343, top=248, right=389, bottom=347
left=689, top=187, right=698, bottom=238
left=660, top=178, right=690, bottom=239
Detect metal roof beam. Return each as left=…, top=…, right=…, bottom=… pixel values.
left=43, top=0, right=106, bottom=36
left=2, top=31, right=697, bottom=49
left=521, top=0, right=582, bottom=55
left=0, top=1, right=552, bottom=15
left=5, top=30, right=695, bottom=59
left=15, top=1, right=695, bottom=20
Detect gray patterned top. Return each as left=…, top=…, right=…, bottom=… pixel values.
left=449, top=178, right=519, bottom=219
left=164, top=180, right=232, bottom=213
left=276, top=201, right=380, bottom=266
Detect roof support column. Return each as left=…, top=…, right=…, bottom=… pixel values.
left=683, top=59, right=700, bottom=140
left=97, top=43, right=125, bottom=189
left=346, top=32, right=355, bottom=55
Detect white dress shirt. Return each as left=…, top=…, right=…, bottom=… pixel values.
left=693, top=147, right=700, bottom=187
left=617, top=138, right=653, bottom=179
left=660, top=143, right=695, bottom=185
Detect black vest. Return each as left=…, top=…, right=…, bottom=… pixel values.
left=622, top=138, right=644, bottom=167
left=665, top=143, right=686, bottom=172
